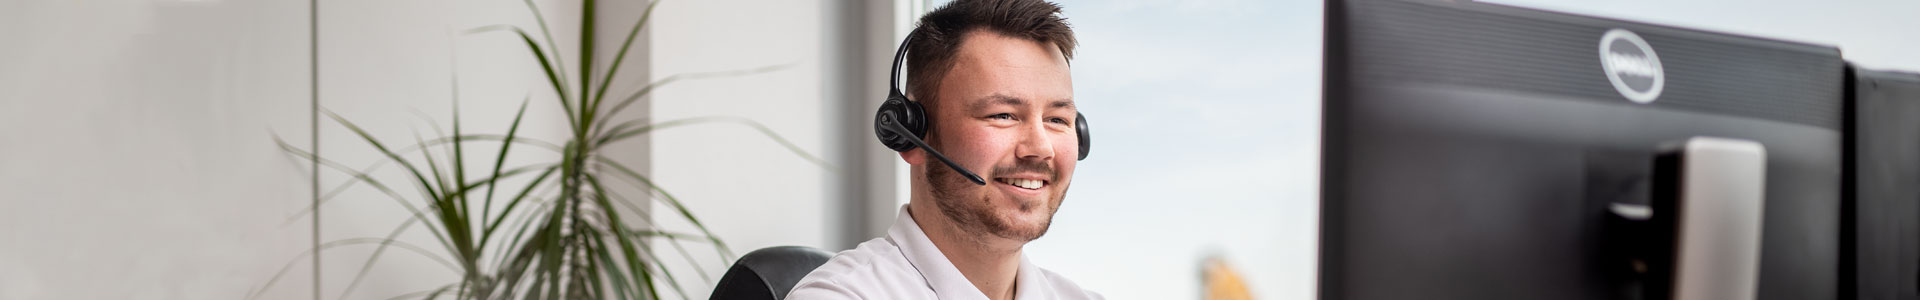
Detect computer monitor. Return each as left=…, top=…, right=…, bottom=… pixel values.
left=1318, top=0, right=1844, bottom=299
left=1844, top=68, right=1920, bottom=299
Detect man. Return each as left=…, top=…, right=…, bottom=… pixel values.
left=786, top=0, right=1099, bottom=299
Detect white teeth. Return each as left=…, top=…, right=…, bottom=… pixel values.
left=997, top=178, right=1044, bottom=190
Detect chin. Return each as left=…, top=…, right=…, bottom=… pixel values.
left=998, top=207, right=1049, bottom=228
left=985, top=194, right=1059, bottom=240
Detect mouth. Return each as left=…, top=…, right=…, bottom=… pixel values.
left=993, top=177, right=1048, bottom=190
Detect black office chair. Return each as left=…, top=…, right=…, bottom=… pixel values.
left=709, top=245, right=835, bottom=300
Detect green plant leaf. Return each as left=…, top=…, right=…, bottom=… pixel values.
left=464, top=25, right=576, bottom=126
left=448, top=73, right=472, bottom=241
left=578, top=0, right=598, bottom=127
left=324, top=111, right=446, bottom=206
left=337, top=217, right=423, bottom=300
left=582, top=231, right=638, bottom=300
left=275, top=132, right=560, bottom=228
left=598, top=116, right=833, bottom=171
left=273, top=135, right=457, bottom=253
left=589, top=64, right=793, bottom=138
left=591, top=157, right=734, bottom=262
left=482, top=166, right=558, bottom=242
left=587, top=0, right=662, bottom=114
left=408, top=129, right=476, bottom=266
left=481, top=98, right=533, bottom=243
left=592, top=189, right=722, bottom=286
left=582, top=174, right=672, bottom=296
left=248, top=237, right=462, bottom=300
left=379, top=283, right=456, bottom=300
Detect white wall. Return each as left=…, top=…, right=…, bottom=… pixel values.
left=0, top=0, right=315, bottom=299
left=643, top=0, right=836, bottom=297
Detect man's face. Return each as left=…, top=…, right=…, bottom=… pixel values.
left=919, top=30, right=1077, bottom=243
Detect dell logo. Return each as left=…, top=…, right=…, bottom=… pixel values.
left=1599, top=29, right=1665, bottom=103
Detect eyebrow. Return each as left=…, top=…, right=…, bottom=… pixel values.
left=968, top=94, right=1075, bottom=111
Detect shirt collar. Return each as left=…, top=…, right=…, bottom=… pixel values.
left=888, top=205, right=1053, bottom=300
left=1015, top=254, right=1053, bottom=300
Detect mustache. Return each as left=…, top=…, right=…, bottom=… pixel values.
left=989, top=159, right=1057, bottom=181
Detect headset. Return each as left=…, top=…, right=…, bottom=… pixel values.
left=873, top=29, right=1091, bottom=186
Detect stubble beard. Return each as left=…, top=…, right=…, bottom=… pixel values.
left=925, top=154, right=1068, bottom=243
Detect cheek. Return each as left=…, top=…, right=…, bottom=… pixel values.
left=1053, top=136, right=1078, bottom=174
left=1059, top=134, right=1080, bottom=158
left=943, top=127, right=1012, bottom=160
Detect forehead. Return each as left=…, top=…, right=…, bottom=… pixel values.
left=937, top=31, right=1074, bottom=110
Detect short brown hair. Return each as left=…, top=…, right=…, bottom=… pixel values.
left=905, top=0, right=1077, bottom=106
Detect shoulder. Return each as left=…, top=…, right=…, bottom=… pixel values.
left=786, top=238, right=930, bottom=300
left=1033, top=267, right=1106, bottom=300
left=797, top=237, right=910, bottom=285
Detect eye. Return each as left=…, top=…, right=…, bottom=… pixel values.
left=986, top=113, right=1014, bottom=120
left=1048, top=117, right=1071, bottom=125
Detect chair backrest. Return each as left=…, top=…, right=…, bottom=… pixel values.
left=709, top=245, right=835, bottom=300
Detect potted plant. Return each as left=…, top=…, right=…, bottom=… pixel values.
left=256, top=1, right=825, bottom=299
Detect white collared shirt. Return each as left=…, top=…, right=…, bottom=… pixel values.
left=786, top=206, right=1103, bottom=300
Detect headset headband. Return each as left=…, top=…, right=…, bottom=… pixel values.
left=889, top=29, right=917, bottom=100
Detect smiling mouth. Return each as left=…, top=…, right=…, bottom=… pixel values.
left=994, top=178, right=1047, bottom=190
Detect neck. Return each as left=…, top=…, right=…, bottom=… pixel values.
left=907, top=202, right=1025, bottom=300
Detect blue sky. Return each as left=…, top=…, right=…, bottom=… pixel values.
left=1008, top=0, right=1920, bottom=299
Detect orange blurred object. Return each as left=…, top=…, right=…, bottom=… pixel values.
left=1202, top=256, right=1255, bottom=300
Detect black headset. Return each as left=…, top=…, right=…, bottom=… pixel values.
left=873, top=29, right=1090, bottom=186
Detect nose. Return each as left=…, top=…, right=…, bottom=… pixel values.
left=1016, top=118, right=1056, bottom=161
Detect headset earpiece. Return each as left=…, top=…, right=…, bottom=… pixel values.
left=1075, top=112, right=1090, bottom=161
left=874, top=95, right=929, bottom=153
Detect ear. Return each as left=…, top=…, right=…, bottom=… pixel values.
left=900, top=148, right=926, bottom=166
